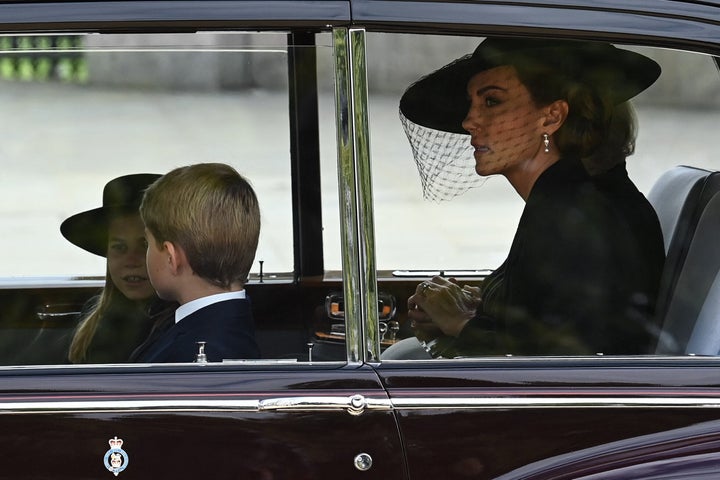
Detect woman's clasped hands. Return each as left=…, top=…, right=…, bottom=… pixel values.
left=407, top=276, right=482, bottom=338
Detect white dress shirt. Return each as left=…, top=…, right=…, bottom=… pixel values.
left=175, top=290, right=247, bottom=324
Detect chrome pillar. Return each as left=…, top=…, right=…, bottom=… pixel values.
left=333, top=27, right=380, bottom=364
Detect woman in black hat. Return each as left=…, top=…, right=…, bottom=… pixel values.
left=400, top=37, right=666, bottom=356
left=61, top=174, right=175, bottom=363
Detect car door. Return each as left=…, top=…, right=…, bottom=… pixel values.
left=0, top=3, right=405, bottom=478
left=0, top=365, right=404, bottom=479
left=354, top=1, right=720, bottom=479
left=376, top=359, right=720, bottom=480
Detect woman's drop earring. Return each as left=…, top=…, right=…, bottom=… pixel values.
left=542, top=133, right=550, bottom=153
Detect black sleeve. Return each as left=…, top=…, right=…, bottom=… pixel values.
left=455, top=189, right=657, bottom=355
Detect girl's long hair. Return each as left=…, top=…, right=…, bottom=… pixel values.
left=67, top=268, right=117, bottom=363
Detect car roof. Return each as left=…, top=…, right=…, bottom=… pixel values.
left=0, top=0, right=718, bottom=51
left=0, top=0, right=352, bottom=31
left=350, top=0, right=720, bottom=46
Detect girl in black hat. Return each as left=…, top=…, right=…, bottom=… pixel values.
left=399, top=37, right=666, bottom=356
left=60, top=174, right=175, bottom=363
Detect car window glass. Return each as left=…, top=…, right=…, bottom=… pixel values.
left=366, top=32, right=720, bottom=359
left=0, top=32, right=343, bottom=366
left=0, top=32, right=298, bottom=277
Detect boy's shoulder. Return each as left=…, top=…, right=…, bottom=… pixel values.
left=181, top=297, right=252, bottom=325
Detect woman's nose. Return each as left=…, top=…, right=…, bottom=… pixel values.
left=462, top=106, right=481, bottom=133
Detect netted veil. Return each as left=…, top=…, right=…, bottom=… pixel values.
left=399, top=109, right=485, bottom=202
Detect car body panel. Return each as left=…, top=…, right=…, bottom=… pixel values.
left=0, top=0, right=719, bottom=479
left=0, top=364, right=405, bottom=478
left=493, top=423, right=720, bottom=479
left=378, top=359, right=720, bottom=479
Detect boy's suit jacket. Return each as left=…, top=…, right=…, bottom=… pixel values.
left=137, top=298, right=260, bottom=363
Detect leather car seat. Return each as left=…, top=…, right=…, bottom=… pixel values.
left=648, top=166, right=720, bottom=354
left=647, top=165, right=713, bottom=254
left=685, top=267, right=720, bottom=355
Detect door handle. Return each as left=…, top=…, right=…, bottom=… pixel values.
left=258, top=394, right=391, bottom=416
left=36, top=304, right=82, bottom=322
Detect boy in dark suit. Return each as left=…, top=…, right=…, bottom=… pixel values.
left=135, top=163, right=261, bottom=363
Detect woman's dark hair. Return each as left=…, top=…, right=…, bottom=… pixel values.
left=582, top=101, right=637, bottom=174
left=513, top=62, right=637, bottom=174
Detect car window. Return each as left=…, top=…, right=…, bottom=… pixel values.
left=367, top=32, right=720, bottom=359
left=0, top=31, right=343, bottom=366
left=0, top=32, right=301, bottom=277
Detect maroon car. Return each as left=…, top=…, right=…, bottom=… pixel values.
left=1, top=0, right=720, bottom=478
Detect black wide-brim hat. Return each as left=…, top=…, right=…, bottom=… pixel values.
left=61, top=173, right=161, bottom=257
left=399, top=37, right=661, bottom=134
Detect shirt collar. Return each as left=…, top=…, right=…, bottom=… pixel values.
left=175, top=290, right=246, bottom=324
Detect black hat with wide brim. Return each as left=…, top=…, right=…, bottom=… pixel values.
left=399, top=37, right=661, bottom=134
left=61, top=173, right=161, bottom=257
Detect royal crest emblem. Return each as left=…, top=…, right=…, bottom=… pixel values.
left=103, top=436, right=129, bottom=476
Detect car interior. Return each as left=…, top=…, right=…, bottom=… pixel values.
left=0, top=30, right=719, bottom=366
left=649, top=167, right=720, bottom=354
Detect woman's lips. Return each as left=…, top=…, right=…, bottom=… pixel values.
left=473, top=144, right=490, bottom=154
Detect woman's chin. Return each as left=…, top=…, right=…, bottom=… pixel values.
left=475, top=163, right=495, bottom=177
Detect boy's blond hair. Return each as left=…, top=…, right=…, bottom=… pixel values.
left=141, top=163, right=260, bottom=289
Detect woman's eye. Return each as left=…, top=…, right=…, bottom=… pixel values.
left=484, top=96, right=501, bottom=107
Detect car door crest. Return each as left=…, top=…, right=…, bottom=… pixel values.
left=103, top=436, right=129, bottom=476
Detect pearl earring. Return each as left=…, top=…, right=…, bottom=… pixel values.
left=542, top=133, right=550, bottom=153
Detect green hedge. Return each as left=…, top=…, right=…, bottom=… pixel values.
left=0, top=36, right=87, bottom=83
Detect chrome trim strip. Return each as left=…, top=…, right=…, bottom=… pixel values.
left=259, top=394, right=391, bottom=414
left=334, top=27, right=380, bottom=365
left=0, top=396, right=393, bottom=415
left=332, top=27, right=379, bottom=364
left=333, top=27, right=362, bottom=365
left=3, top=396, right=720, bottom=415
left=391, top=397, right=720, bottom=409
left=348, top=28, right=381, bottom=364
left=0, top=399, right=259, bottom=414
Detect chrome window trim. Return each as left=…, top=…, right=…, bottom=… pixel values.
left=0, top=276, right=105, bottom=289
left=0, top=360, right=348, bottom=371
left=349, top=27, right=380, bottom=364
left=333, top=26, right=380, bottom=365
left=334, top=26, right=361, bottom=365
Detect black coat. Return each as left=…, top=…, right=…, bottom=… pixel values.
left=452, top=158, right=665, bottom=356
left=136, top=298, right=260, bottom=363
left=15, top=295, right=175, bottom=365
left=79, top=296, right=175, bottom=363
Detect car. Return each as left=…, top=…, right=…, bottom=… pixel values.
left=0, top=0, right=720, bottom=478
